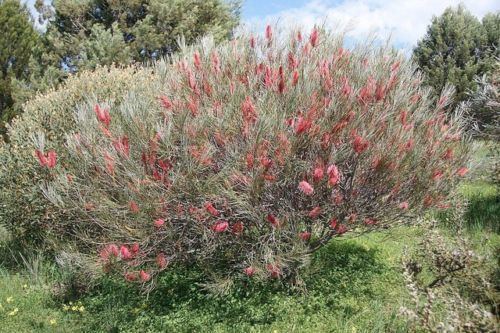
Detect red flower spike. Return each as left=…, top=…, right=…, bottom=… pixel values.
left=295, top=116, right=312, bottom=135
left=113, top=136, right=130, bottom=158
left=160, top=95, right=173, bottom=109
left=364, top=218, right=376, bottom=226
left=35, top=150, right=48, bottom=166
left=267, top=214, right=280, bottom=227
left=352, top=134, right=369, bottom=154
left=299, top=231, right=311, bottom=241
left=329, top=218, right=338, bottom=229
left=266, top=264, right=281, bottom=278
left=120, top=246, right=132, bottom=260
left=131, top=243, right=140, bottom=254
left=298, top=181, right=314, bottom=196
left=336, top=224, right=347, bottom=235
left=244, top=266, right=255, bottom=277
left=139, top=270, right=151, bottom=282
left=204, top=202, right=219, bottom=217
left=94, top=104, right=111, bottom=127
left=265, top=25, right=272, bottom=42
left=308, top=206, right=321, bottom=219
left=129, top=201, right=139, bottom=213
left=313, top=167, right=324, bottom=182
left=432, top=170, right=444, bottom=181
left=193, top=51, right=202, bottom=70
left=124, top=272, right=137, bottom=282
left=156, top=253, right=168, bottom=269
left=457, top=167, right=468, bottom=177
left=99, top=244, right=119, bottom=261
left=212, top=220, right=229, bottom=233
left=310, top=27, right=319, bottom=47
left=399, top=201, right=409, bottom=210
left=232, top=221, right=244, bottom=235
left=154, top=218, right=165, bottom=228
left=292, top=70, right=299, bottom=86
left=327, top=164, right=340, bottom=186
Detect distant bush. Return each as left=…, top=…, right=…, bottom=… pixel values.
left=28, top=27, right=470, bottom=287
left=0, top=65, right=154, bottom=248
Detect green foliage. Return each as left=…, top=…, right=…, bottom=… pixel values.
left=0, top=0, right=40, bottom=136
left=0, top=65, right=155, bottom=248
left=413, top=5, right=498, bottom=105
left=9, top=0, right=241, bottom=118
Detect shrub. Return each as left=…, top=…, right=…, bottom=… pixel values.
left=38, top=27, right=470, bottom=286
left=400, top=226, right=497, bottom=332
left=0, top=65, right=155, bottom=248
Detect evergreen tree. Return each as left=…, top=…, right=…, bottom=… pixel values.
left=10, top=0, right=241, bottom=115
left=0, top=0, right=40, bottom=136
left=413, top=5, right=498, bottom=104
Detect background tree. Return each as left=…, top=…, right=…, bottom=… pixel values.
left=413, top=5, right=498, bottom=105
left=0, top=0, right=40, bottom=136
left=9, top=0, right=241, bottom=120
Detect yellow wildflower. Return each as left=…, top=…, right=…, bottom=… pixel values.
left=6, top=296, right=13, bottom=303
left=8, top=308, right=18, bottom=316
left=49, top=319, right=57, bottom=325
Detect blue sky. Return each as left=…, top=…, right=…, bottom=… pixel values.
left=26, top=0, right=498, bottom=49
left=242, top=0, right=498, bottom=49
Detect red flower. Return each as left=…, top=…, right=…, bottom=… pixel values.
left=456, top=167, right=468, bottom=177
left=35, top=150, right=47, bottom=166
left=241, top=96, right=257, bottom=124
left=352, top=134, right=369, bottom=154
left=212, top=220, right=229, bottom=233
left=336, top=224, right=347, bottom=235
left=193, top=51, right=202, bottom=70
left=129, top=201, right=140, bottom=213
left=267, top=214, right=280, bottom=227
left=232, top=221, right=244, bottom=235
left=154, top=218, right=165, bottom=228
left=327, top=164, right=340, bottom=186
left=139, top=270, right=151, bottom=282
left=364, top=218, right=376, bottom=226
left=313, top=167, right=324, bottom=182
left=131, top=243, right=140, bottom=254
left=299, top=231, right=311, bottom=241
left=266, top=264, right=281, bottom=278
left=250, top=36, right=256, bottom=48
left=265, top=24, right=272, bottom=41
left=442, top=148, right=454, bottom=160
left=124, top=272, right=137, bottom=282
left=99, top=244, right=119, bottom=261
left=308, top=206, right=321, bottom=219
left=244, top=266, right=255, bottom=277
left=94, top=104, right=111, bottom=127
left=295, top=116, right=312, bottom=135
left=432, top=170, right=444, bottom=181
left=292, top=70, right=299, bottom=86
left=309, top=27, right=319, bottom=47
left=112, top=136, right=130, bottom=157
left=35, top=150, right=57, bottom=168
left=156, top=253, right=168, bottom=269
left=329, top=218, right=338, bottom=229
left=298, top=181, right=314, bottom=195
left=399, top=201, right=409, bottom=210
left=120, top=246, right=132, bottom=260
left=341, top=77, right=352, bottom=97
left=160, top=95, right=173, bottom=109
left=204, top=202, right=219, bottom=217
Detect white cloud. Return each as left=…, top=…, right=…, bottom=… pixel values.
left=244, top=0, right=499, bottom=49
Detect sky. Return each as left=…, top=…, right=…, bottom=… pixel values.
left=25, top=0, right=498, bottom=50
left=242, top=0, right=499, bottom=49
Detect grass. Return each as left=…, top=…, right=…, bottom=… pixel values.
left=0, top=141, right=498, bottom=332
